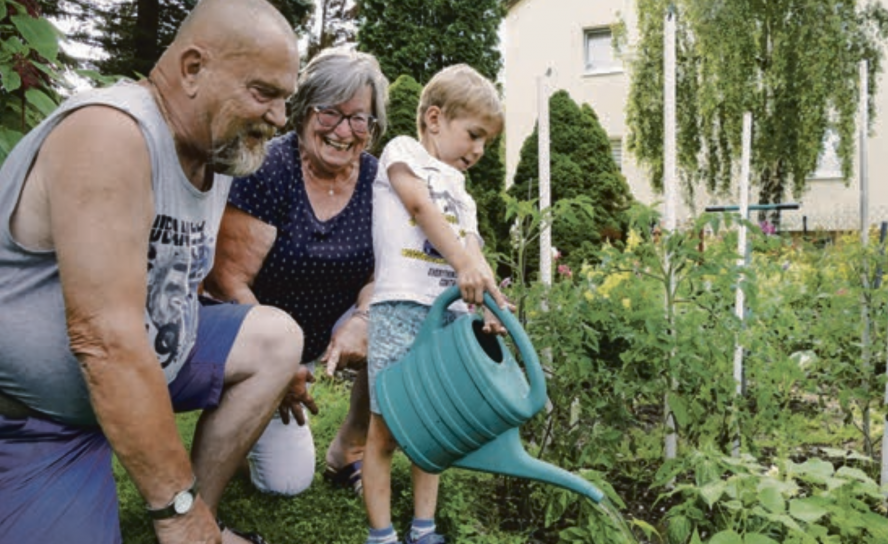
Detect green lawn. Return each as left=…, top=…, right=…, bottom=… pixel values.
left=114, top=378, right=532, bottom=544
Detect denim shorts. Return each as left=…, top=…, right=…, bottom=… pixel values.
left=367, top=301, right=460, bottom=415
left=0, top=300, right=252, bottom=544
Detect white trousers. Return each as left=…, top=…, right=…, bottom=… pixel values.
left=247, top=409, right=316, bottom=496
left=247, top=359, right=318, bottom=496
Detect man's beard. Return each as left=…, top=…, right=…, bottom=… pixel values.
left=210, top=124, right=275, bottom=177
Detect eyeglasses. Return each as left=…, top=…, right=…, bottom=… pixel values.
left=312, top=106, right=377, bottom=135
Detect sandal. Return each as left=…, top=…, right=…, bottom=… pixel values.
left=323, top=460, right=363, bottom=496
left=217, top=519, right=271, bottom=544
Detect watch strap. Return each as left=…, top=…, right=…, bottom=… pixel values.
left=146, top=477, right=199, bottom=520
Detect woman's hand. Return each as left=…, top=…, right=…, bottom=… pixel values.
left=323, top=312, right=369, bottom=377
left=278, top=365, right=317, bottom=425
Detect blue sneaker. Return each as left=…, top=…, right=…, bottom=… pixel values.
left=403, top=532, right=445, bottom=544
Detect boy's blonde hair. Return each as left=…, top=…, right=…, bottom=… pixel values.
left=417, top=64, right=504, bottom=137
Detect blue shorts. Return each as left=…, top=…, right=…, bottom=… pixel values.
left=367, top=301, right=459, bottom=415
left=0, top=301, right=252, bottom=544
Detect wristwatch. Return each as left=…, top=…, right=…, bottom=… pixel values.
left=146, top=478, right=199, bottom=520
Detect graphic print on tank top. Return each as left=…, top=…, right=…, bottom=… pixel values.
left=145, top=213, right=214, bottom=368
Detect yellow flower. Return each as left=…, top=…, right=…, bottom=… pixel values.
left=626, top=228, right=643, bottom=252
left=621, top=298, right=631, bottom=309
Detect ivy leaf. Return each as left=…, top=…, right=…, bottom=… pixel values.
left=710, top=530, right=744, bottom=544
left=11, top=15, right=58, bottom=61
left=0, top=64, right=21, bottom=93
left=788, top=497, right=829, bottom=523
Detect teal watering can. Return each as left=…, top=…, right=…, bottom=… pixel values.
left=376, top=286, right=604, bottom=503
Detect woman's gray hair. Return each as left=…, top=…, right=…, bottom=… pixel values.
left=290, top=47, right=389, bottom=141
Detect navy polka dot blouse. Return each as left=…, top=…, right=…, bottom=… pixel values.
left=228, top=132, right=376, bottom=361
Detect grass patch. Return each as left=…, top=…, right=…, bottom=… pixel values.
left=115, top=378, right=530, bottom=543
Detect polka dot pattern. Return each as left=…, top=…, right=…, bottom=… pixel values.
left=228, top=132, right=376, bottom=361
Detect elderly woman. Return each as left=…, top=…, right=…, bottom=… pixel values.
left=205, top=47, right=387, bottom=496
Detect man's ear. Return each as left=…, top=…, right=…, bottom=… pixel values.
left=180, top=46, right=206, bottom=98
left=425, top=106, right=442, bottom=134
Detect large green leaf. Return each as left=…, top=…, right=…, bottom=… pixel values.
left=788, top=497, right=829, bottom=523
left=0, top=0, right=6, bottom=21
left=744, top=533, right=779, bottom=544
left=710, top=530, right=743, bottom=544
left=757, top=485, right=785, bottom=513
left=0, top=64, right=21, bottom=93
left=11, top=15, right=58, bottom=61
left=667, top=391, right=690, bottom=427
left=24, top=88, right=56, bottom=117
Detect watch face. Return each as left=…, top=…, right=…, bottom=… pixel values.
left=173, top=491, right=194, bottom=515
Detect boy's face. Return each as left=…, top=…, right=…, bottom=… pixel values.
left=427, top=108, right=499, bottom=172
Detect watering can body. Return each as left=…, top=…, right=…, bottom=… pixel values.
left=376, top=286, right=604, bottom=503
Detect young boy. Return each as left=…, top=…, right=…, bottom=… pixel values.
left=363, top=64, right=509, bottom=544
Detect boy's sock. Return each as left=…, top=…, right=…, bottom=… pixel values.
left=367, top=525, right=398, bottom=544
left=410, top=518, right=436, bottom=541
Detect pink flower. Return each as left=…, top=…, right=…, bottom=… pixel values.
left=557, top=264, right=572, bottom=278
left=759, top=221, right=776, bottom=236
left=500, top=277, right=512, bottom=289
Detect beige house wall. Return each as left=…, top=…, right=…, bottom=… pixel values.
left=503, top=0, right=888, bottom=232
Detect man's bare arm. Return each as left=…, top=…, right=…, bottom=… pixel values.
left=40, top=106, right=195, bottom=509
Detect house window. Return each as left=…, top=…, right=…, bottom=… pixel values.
left=610, top=138, right=623, bottom=171
left=810, top=129, right=842, bottom=180
left=584, top=28, right=621, bottom=75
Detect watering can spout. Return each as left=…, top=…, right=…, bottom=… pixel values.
left=452, top=428, right=605, bottom=503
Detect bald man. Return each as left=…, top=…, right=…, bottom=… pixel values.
left=0, top=1, right=309, bottom=542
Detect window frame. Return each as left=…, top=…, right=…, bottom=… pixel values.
left=583, top=27, right=622, bottom=76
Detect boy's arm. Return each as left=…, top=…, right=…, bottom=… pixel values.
left=387, top=162, right=505, bottom=307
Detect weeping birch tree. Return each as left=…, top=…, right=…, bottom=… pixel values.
left=625, top=0, right=888, bottom=205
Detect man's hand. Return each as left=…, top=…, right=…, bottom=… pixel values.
left=323, top=313, right=369, bottom=377
left=153, top=498, right=220, bottom=544
left=278, top=365, right=318, bottom=425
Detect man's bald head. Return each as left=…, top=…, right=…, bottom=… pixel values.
left=168, top=0, right=297, bottom=61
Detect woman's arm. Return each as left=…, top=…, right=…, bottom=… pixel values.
left=204, top=204, right=277, bottom=305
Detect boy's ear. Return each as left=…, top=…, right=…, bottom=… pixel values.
left=425, top=105, right=442, bottom=134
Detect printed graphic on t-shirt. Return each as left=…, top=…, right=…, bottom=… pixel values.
left=145, top=214, right=213, bottom=368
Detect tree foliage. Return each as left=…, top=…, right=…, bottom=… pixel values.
left=509, top=90, right=634, bottom=274
left=57, top=0, right=312, bottom=79
left=355, top=0, right=504, bottom=83
left=626, top=0, right=888, bottom=205
left=304, top=0, right=358, bottom=63
left=372, top=73, right=421, bottom=155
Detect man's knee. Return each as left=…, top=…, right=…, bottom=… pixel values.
left=237, top=305, right=304, bottom=378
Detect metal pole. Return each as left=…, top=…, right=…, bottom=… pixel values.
left=733, top=112, right=752, bottom=458
left=539, top=68, right=552, bottom=287
left=663, top=6, right=678, bottom=463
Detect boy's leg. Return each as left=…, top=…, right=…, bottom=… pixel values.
left=363, top=412, right=398, bottom=529
left=411, top=466, right=441, bottom=520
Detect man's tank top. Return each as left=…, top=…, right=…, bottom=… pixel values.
left=0, top=81, right=231, bottom=426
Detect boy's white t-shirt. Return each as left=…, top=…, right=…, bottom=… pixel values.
left=371, top=136, right=480, bottom=311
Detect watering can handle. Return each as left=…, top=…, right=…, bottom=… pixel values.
left=423, top=286, right=547, bottom=410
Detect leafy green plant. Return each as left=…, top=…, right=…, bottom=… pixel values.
left=654, top=448, right=888, bottom=544
left=0, top=0, right=64, bottom=163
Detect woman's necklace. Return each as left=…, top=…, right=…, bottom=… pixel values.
left=302, top=159, right=353, bottom=197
